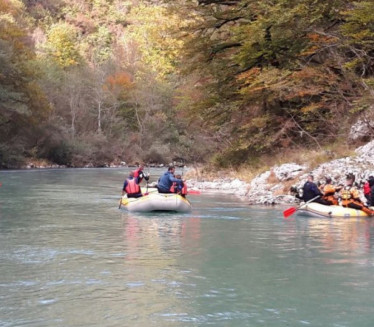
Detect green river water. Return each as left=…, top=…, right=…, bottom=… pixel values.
left=1, top=168, right=374, bottom=327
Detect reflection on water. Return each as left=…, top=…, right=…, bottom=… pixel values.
left=298, top=217, right=374, bottom=265
left=1, top=169, right=374, bottom=327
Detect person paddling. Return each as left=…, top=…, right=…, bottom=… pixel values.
left=301, top=175, right=329, bottom=205
left=133, top=163, right=149, bottom=184
left=122, top=172, right=142, bottom=198
left=340, top=173, right=374, bottom=216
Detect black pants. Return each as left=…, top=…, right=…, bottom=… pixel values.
left=127, top=193, right=142, bottom=198
left=303, top=198, right=330, bottom=206
left=311, top=198, right=330, bottom=206
left=157, top=186, right=172, bottom=194
left=346, top=202, right=364, bottom=210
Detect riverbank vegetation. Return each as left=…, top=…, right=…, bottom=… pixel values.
left=1, top=0, right=374, bottom=169
left=187, top=143, right=356, bottom=182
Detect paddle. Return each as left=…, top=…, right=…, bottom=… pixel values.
left=283, top=195, right=320, bottom=218
left=118, top=196, right=122, bottom=209
left=188, top=189, right=201, bottom=195
left=146, top=164, right=150, bottom=194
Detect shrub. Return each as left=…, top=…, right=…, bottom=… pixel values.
left=0, top=143, right=26, bottom=168
left=142, top=144, right=172, bottom=164
left=45, top=141, right=72, bottom=166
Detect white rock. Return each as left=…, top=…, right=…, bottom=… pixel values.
left=273, top=163, right=306, bottom=181
left=349, top=119, right=372, bottom=141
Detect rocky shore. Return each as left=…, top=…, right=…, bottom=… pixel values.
left=187, top=140, right=374, bottom=205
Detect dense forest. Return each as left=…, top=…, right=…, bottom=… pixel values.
left=1, top=0, right=374, bottom=168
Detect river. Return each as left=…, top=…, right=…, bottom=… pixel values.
left=1, top=168, right=374, bottom=327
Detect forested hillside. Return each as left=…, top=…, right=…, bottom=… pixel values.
left=1, top=0, right=374, bottom=168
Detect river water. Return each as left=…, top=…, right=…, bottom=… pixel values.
left=1, top=168, right=374, bottom=327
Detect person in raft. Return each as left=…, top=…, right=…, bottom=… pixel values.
left=321, top=176, right=342, bottom=205
left=363, top=176, right=374, bottom=205
left=122, top=172, right=142, bottom=198
left=340, top=173, right=374, bottom=216
left=300, top=174, right=330, bottom=205
left=133, top=163, right=149, bottom=184
left=369, top=177, right=374, bottom=207
left=170, top=174, right=188, bottom=197
left=157, top=166, right=184, bottom=194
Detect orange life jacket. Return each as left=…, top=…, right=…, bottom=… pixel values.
left=340, top=186, right=360, bottom=206
left=125, top=178, right=140, bottom=194
left=321, top=184, right=339, bottom=205
left=341, top=187, right=351, bottom=200
left=323, top=184, right=336, bottom=195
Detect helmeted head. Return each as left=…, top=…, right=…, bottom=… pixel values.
left=346, top=173, right=355, bottom=185
left=325, top=177, right=332, bottom=184
left=168, top=165, right=175, bottom=173
left=129, top=171, right=134, bottom=178
left=307, top=174, right=314, bottom=182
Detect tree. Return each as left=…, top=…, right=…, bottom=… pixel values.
left=166, top=0, right=366, bottom=166
left=44, top=22, right=81, bottom=68
left=0, top=0, right=49, bottom=167
left=341, top=1, right=374, bottom=112
left=126, top=3, right=187, bottom=80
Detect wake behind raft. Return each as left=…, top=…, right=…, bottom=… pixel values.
left=298, top=202, right=374, bottom=218
left=119, top=188, right=192, bottom=213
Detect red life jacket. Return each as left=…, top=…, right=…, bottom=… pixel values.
left=170, top=182, right=188, bottom=195
left=170, top=182, right=176, bottom=193
left=125, top=178, right=140, bottom=194
left=181, top=183, right=187, bottom=195
left=133, top=168, right=143, bottom=182
left=364, top=182, right=370, bottom=195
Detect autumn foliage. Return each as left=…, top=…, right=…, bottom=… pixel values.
left=1, top=0, right=374, bottom=168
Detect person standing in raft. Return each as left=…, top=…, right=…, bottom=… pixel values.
left=122, top=172, right=142, bottom=198
left=340, top=173, right=374, bottom=216
left=133, top=163, right=149, bottom=184
left=321, top=177, right=342, bottom=205
left=301, top=175, right=330, bottom=205
left=157, top=166, right=184, bottom=194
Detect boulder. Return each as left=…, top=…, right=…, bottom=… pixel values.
left=349, top=119, right=372, bottom=142
left=273, top=163, right=306, bottom=181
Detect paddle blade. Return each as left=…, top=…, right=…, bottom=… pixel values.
left=283, top=207, right=296, bottom=218
left=188, top=189, right=201, bottom=195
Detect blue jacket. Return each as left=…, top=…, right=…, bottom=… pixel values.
left=302, top=181, right=322, bottom=202
left=157, top=172, right=183, bottom=192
